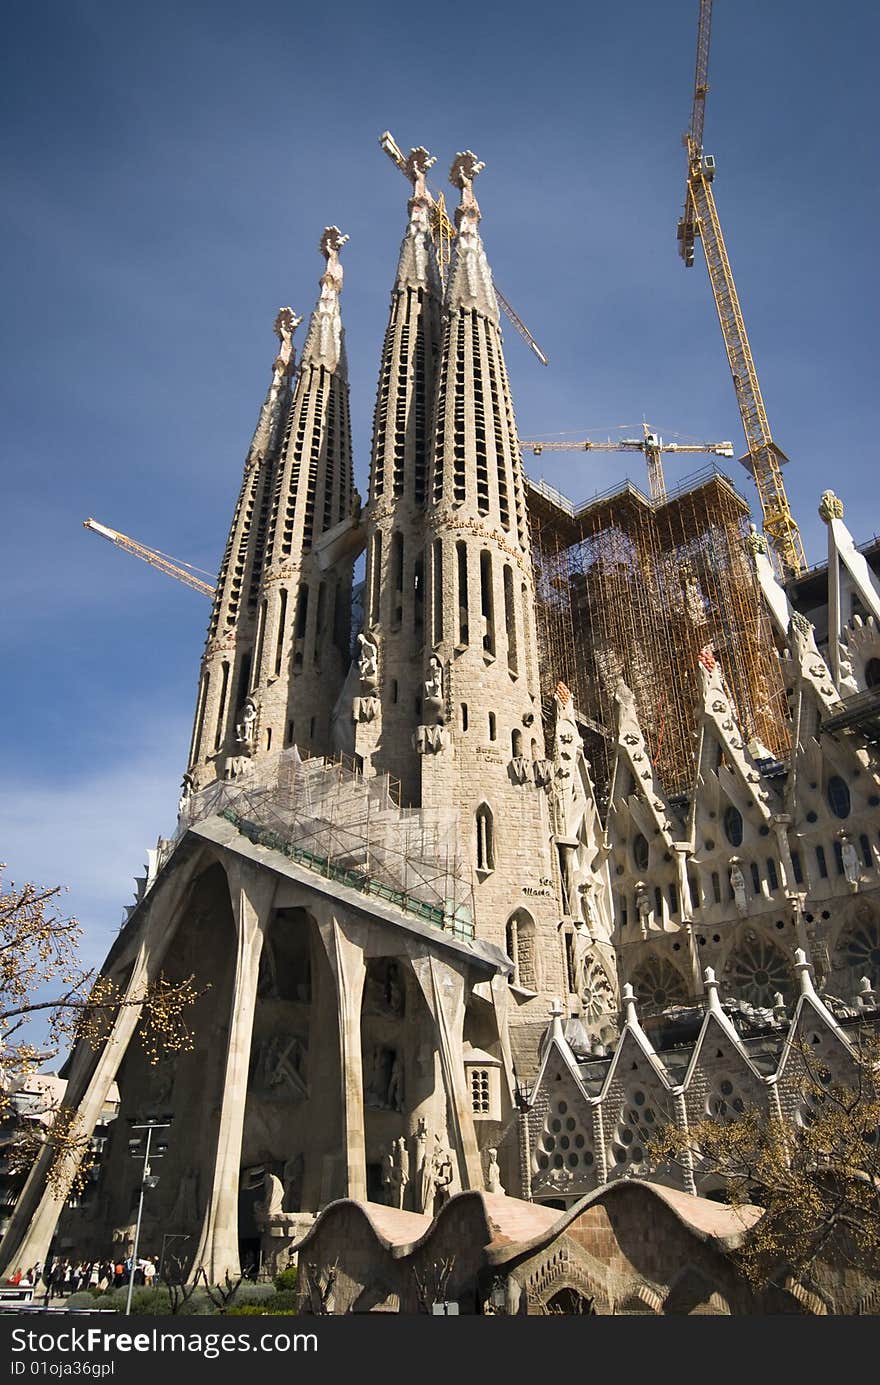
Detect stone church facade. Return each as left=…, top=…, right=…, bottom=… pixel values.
left=3, top=144, right=880, bottom=1297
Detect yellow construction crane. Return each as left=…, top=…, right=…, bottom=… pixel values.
left=677, top=0, right=806, bottom=576
left=379, top=131, right=550, bottom=367
left=83, top=518, right=216, bottom=598
left=518, top=425, right=734, bottom=504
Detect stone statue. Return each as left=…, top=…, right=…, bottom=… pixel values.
left=486, top=1148, right=504, bottom=1196
left=729, top=859, right=748, bottom=917
left=177, top=773, right=194, bottom=821
left=424, top=654, right=444, bottom=710
left=235, top=697, right=257, bottom=748
left=635, top=882, right=651, bottom=935
left=431, top=1134, right=454, bottom=1213
left=357, top=631, right=379, bottom=688
left=414, top=1118, right=428, bottom=1212
left=262, top=1172, right=285, bottom=1218
left=390, top=1137, right=409, bottom=1209
left=840, top=834, right=861, bottom=891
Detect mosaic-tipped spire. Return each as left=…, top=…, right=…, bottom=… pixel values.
left=245, top=307, right=303, bottom=464
left=300, top=226, right=349, bottom=374
left=445, top=151, right=497, bottom=320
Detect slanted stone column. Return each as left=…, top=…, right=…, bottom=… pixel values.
left=0, top=864, right=196, bottom=1277
left=411, top=955, right=482, bottom=1190
left=314, top=909, right=367, bottom=1202
left=190, top=859, right=276, bottom=1282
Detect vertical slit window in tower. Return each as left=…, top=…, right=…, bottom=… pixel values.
left=323, top=387, right=337, bottom=534
left=511, top=728, right=523, bottom=758
left=370, top=533, right=382, bottom=626
left=314, top=582, right=327, bottom=665
left=286, top=719, right=294, bottom=747
left=391, top=532, right=404, bottom=629
left=265, top=727, right=272, bottom=752
left=816, top=845, right=828, bottom=879
left=506, top=915, right=519, bottom=985
left=390, top=679, right=398, bottom=704
left=688, top=867, right=701, bottom=911
left=303, top=373, right=325, bottom=552
left=485, top=330, right=511, bottom=532
left=214, top=662, right=230, bottom=751
left=791, top=850, right=804, bottom=884
left=557, top=845, right=571, bottom=915
left=471, top=316, right=489, bottom=516
left=668, top=882, right=679, bottom=916
left=278, top=390, right=307, bottom=558
left=654, top=886, right=663, bottom=918
left=249, top=472, right=274, bottom=607
left=236, top=654, right=252, bottom=718
left=480, top=551, right=495, bottom=655
left=833, top=841, right=845, bottom=876
left=274, top=589, right=288, bottom=677
left=860, top=834, right=873, bottom=868
left=294, top=585, right=309, bottom=669
left=488, top=711, right=497, bottom=741
left=453, top=314, right=467, bottom=504
left=414, top=303, right=427, bottom=505
left=461, top=703, right=469, bottom=731
left=766, top=858, right=779, bottom=892
left=456, top=541, right=469, bottom=646
left=371, top=323, right=393, bottom=499
left=503, top=565, right=518, bottom=674
left=476, top=804, right=494, bottom=872
left=618, top=892, right=628, bottom=927
left=432, top=539, right=444, bottom=644
left=413, top=550, right=424, bottom=641
left=432, top=319, right=451, bottom=504
left=750, top=862, right=761, bottom=895
left=340, top=392, right=352, bottom=523
left=711, top=871, right=721, bottom=904
left=393, top=299, right=411, bottom=498
left=190, top=671, right=210, bottom=764
left=565, top=930, right=576, bottom=991
left=253, top=600, right=268, bottom=688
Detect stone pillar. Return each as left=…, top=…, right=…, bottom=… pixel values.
left=773, top=814, right=796, bottom=893
left=314, top=909, right=367, bottom=1202
left=0, top=862, right=196, bottom=1277
left=190, top=858, right=276, bottom=1282
left=411, top=955, right=482, bottom=1190
left=673, top=1090, right=697, bottom=1195
left=673, top=845, right=694, bottom=923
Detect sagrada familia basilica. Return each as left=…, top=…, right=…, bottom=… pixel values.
left=4, top=143, right=880, bottom=1313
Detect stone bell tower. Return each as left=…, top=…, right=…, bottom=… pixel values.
left=419, top=153, right=566, bottom=1013
left=354, top=147, right=443, bottom=805
left=187, top=306, right=300, bottom=792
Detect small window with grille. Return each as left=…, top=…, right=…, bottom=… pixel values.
left=471, top=1068, right=491, bottom=1114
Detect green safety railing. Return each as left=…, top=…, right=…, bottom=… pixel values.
left=220, top=809, right=474, bottom=941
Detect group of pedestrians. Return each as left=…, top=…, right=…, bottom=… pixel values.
left=5, top=1256, right=158, bottom=1297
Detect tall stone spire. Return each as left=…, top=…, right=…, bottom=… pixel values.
left=355, top=148, right=443, bottom=802
left=247, top=228, right=355, bottom=763
left=420, top=153, right=564, bottom=1011
left=187, top=308, right=301, bottom=790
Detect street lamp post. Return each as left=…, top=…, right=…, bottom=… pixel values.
left=125, top=1118, right=171, bottom=1316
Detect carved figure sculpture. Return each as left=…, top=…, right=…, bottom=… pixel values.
left=262, top=1172, right=285, bottom=1218
left=235, top=697, right=257, bottom=748
left=424, top=655, right=444, bottom=710
left=381, top=1147, right=394, bottom=1205
left=729, top=859, right=748, bottom=917
left=390, top=1137, right=409, bottom=1209
left=177, top=773, right=194, bottom=821
left=840, top=834, right=861, bottom=891
left=635, top=882, right=651, bottom=936
left=414, top=1118, right=428, bottom=1212
left=431, top=1134, right=454, bottom=1213
left=357, top=631, right=379, bottom=688
left=570, top=919, right=592, bottom=997
left=486, top=1148, right=504, bottom=1195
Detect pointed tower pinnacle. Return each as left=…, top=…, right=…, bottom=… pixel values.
left=247, top=229, right=355, bottom=764
left=356, top=150, right=443, bottom=802
left=187, top=308, right=302, bottom=790
left=446, top=152, right=497, bottom=321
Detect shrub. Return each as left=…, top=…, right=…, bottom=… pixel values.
left=274, top=1266, right=298, bottom=1292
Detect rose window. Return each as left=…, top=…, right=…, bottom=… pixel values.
left=631, top=956, right=688, bottom=1016
left=838, top=918, right=880, bottom=989
left=724, top=936, right=792, bottom=1007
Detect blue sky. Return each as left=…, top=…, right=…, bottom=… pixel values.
left=2, top=0, right=878, bottom=984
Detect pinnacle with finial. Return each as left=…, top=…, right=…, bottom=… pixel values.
left=450, top=150, right=485, bottom=228
left=273, top=306, right=303, bottom=378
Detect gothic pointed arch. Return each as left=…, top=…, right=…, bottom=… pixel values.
left=506, top=908, right=538, bottom=991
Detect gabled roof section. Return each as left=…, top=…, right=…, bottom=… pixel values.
left=683, top=968, right=768, bottom=1086
left=777, top=948, right=858, bottom=1076
left=608, top=678, right=677, bottom=846
left=599, top=985, right=678, bottom=1098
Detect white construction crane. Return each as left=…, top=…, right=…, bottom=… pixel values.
left=517, top=426, right=734, bottom=504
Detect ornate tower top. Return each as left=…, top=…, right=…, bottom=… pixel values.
left=449, top=150, right=486, bottom=227
left=445, top=152, right=496, bottom=320
left=300, top=227, right=349, bottom=373
left=404, top=146, right=436, bottom=224
left=272, top=306, right=303, bottom=379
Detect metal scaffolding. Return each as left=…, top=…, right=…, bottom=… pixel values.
left=528, top=465, right=789, bottom=800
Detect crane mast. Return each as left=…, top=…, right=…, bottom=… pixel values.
left=83, top=518, right=216, bottom=598
left=677, top=0, right=806, bottom=577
